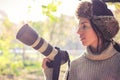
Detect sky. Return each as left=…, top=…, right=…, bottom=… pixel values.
left=0, top=0, right=79, bottom=23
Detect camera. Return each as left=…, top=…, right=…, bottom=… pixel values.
left=16, top=24, right=69, bottom=65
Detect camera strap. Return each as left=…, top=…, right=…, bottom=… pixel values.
left=46, top=47, right=70, bottom=80
left=52, top=47, right=70, bottom=80
left=52, top=51, right=61, bottom=80
left=113, top=42, right=120, bottom=52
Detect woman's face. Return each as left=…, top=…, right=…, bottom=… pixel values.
left=77, top=17, right=98, bottom=48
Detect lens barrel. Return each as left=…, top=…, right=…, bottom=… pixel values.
left=16, top=24, right=58, bottom=60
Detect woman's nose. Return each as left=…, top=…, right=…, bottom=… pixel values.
left=77, top=27, right=83, bottom=35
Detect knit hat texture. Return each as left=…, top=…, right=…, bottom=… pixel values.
left=76, top=0, right=119, bottom=40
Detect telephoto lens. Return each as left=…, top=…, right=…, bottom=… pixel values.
left=16, top=24, right=69, bottom=63
left=16, top=24, right=59, bottom=60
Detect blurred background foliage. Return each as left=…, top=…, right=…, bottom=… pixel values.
left=0, top=0, right=120, bottom=80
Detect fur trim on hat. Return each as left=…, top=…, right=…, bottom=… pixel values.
left=92, top=16, right=119, bottom=40
left=76, top=1, right=93, bottom=19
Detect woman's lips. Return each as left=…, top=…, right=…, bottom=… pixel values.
left=80, top=37, right=86, bottom=41
left=80, top=35, right=86, bottom=41
left=81, top=38, right=84, bottom=41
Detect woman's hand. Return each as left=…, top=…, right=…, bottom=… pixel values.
left=42, top=58, right=51, bottom=69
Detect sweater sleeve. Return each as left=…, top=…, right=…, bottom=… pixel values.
left=43, top=68, right=53, bottom=80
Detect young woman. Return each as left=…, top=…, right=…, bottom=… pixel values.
left=42, top=0, right=120, bottom=80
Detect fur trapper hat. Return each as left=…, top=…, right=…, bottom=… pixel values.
left=76, top=0, right=119, bottom=40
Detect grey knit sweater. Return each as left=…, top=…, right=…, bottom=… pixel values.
left=44, top=43, right=120, bottom=80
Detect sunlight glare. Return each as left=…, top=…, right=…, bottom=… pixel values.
left=0, top=0, right=79, bottom=23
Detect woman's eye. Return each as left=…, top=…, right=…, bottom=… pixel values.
left=83, top=26, right=87, bottom=30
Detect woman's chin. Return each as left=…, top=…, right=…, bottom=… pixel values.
left=82, top=42, right=89, bottom=46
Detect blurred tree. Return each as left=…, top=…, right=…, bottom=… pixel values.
left=0, top=10, right=15, bottom=71
left=28, top=0, right=82, bottom=49
left=41, top=0, right=61, bottom=22
left=0, top=10, right=13, bottom=55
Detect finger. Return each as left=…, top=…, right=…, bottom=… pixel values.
left=42, top=58, right=50, bottom=69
